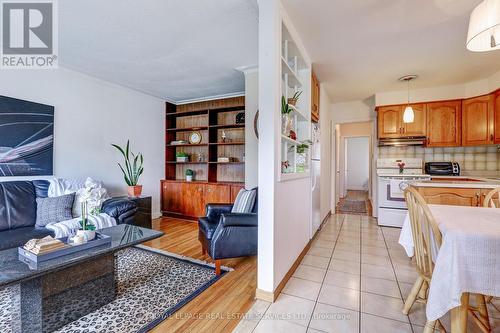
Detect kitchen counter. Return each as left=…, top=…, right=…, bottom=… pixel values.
left=412, top=175, right=500, bottom=189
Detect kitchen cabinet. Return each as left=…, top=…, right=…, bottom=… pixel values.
left=403, top=103, right=426, bottom=136
left=161, top=180, right=241, bottom=219
left=494, top=90, right=500, bottom=144
left=416, top=187, right=481, bottom=207
left=311, top=72, right=320, bottom=122
left=426, top=100, right=462, bottom=147
left=462, top=95, right=494, bottom=146
left=377, top=105, right=402, bottom=138
left=377, top=104, right=426, bottom=138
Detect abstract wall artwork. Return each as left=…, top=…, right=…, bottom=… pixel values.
left=0, top=95, right=54, bottom=176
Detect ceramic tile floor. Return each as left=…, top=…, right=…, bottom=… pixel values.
left=233, top=214, right=500, bottom=333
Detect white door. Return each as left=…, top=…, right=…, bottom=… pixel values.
left=345, top=137, right=369, bottom=191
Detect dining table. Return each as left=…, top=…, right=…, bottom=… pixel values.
left=398, top=204, right=500, bottom=333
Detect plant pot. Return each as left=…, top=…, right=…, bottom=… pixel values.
left=177, top=156, right=189, bottom=163
left=128, top=185, right=142, bottom=197
left=287, top=98, right=298, bottom=106
left=76, top=229, right=96, bottom=241
left=186, top=175, right=193, bottom=182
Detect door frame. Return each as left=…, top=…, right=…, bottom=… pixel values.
left=342, top=135, right=371, bottom=197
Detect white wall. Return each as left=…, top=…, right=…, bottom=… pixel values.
left=319, top=83, right=332, bottom=221
left=257, top=0, right=313, bottom=294
left=345, top=137, right=369, bottom=191
left=244, top=69, right=259, bottom=188
left=331, top=98, right=376, bottom=124
left=0, top=68, right=165, bottom=216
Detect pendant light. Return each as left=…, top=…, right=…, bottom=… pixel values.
left=467, top=0, right=500, bottom=52
left=399, top=75, right=417, bottom=123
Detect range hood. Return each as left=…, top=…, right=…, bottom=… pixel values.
left=378, top=136, right=426, bottom=147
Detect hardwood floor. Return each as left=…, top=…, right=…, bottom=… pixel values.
left=142, top=217, right=256, bottom=333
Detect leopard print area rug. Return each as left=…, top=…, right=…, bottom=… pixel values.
left=0, top=246, right=228, bottom=333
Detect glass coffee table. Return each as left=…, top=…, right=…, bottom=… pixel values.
left=0, top=224, right=163, bottom=332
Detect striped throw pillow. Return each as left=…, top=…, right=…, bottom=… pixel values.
left=231, top=188, right=256, bottom=213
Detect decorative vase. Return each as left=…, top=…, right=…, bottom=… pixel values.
left=128, top=185, right=142, bottom=197
left=281, top=114, right=289, bottom=134
left=76, top=229, right=95, bottom=242
left=186, top=175, right=193, bottom=182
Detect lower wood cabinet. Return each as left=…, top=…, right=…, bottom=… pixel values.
left=161, top=180, right=243, bottom=219
left=416, top=187, right=498, bottom=207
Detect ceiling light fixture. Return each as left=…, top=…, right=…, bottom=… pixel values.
left=399, top=75, right=418, bottom=124
left=467, top=0, right=500, bottom=52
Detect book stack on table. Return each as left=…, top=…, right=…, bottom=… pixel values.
left=24, top=236, right=67, bottom=255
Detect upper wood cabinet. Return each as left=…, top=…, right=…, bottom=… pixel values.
left=377, top=104, right=426, bottom=138
left=403, top=103, right=426, bottom=137
left=426, top=100, right=462, bottom=147
left=311, top=72, right=320, bottom=122
left=377, top=105, right=402, bottom=138
left=462, top=95, right=494, bottom=146
left=494, top=90, right=500, bottom=144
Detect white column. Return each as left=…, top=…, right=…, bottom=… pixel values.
left=257, top=0, right=281, bottom=295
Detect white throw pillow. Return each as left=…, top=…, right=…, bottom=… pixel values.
left=231, top=188, right=257, bottom=213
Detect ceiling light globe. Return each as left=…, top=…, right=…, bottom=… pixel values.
left=403, top=106, right=414, bottom=123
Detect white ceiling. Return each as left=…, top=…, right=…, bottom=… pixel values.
left=59, top=0, right=258, bottom=103
left=283, top=0, right=500, bottom=102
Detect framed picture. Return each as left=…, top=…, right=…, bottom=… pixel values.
left=0, top=95, right=54, bottom=176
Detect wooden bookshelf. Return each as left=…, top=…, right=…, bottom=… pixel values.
left=165, top=97, right=245, bottom=183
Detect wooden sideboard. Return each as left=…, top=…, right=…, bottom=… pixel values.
left=376, top=88, right=500, bottom=147
left=161, top=180, right=244, bottom=219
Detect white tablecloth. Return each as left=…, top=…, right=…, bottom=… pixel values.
left=398, top=205, right=500, bottom=321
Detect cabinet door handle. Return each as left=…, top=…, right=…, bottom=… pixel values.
left=476, top=193, right=480, bottom=206
left=491, top=134, right=494, bottom=142
left=207, top=188, right=212, bottom=193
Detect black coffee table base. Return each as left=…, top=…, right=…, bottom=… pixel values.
left=14, top=254, right=116, bottom=333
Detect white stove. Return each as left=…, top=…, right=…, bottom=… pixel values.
left=376, top=158, right=430, bottom=227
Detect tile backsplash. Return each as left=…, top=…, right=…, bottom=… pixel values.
left=378, top=145, right=500, bottom=171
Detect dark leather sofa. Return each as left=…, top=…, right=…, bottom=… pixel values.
left=198, top=188, right=257, bottom=275
left=0, top=180, right=138, bottom=250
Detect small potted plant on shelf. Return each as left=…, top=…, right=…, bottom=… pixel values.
left=288, top=91, right=302, bottom=106
left=291, top=140, right=312, bottom=173
left=281, top=96, right=293, bottom=135
left=176, top=151, right=189, bottom=163
left=111, top=140, right=144, bottom=197
left=185, top=169, right=194, bottom=182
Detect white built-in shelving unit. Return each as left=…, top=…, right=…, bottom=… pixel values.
left=279, top=21, right=311, bottom=181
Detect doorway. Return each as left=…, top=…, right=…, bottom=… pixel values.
left=344, top=136, right=370, bottom=192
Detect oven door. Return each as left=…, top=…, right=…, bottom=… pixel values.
left=377, top=176, right=409, bottom=209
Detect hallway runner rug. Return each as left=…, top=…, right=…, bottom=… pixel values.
left=337, top=199, right=367, bottom=214
left=0, top=246, right=229, bottom=333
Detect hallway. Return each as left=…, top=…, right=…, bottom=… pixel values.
left=336, top=191, right=372, bottom=216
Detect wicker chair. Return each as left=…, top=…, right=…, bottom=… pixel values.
left=483, top=187, right=500, bottom=208
left=402, top=187, right=491, bottom=333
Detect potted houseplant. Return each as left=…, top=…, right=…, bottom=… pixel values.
left=287, top=91, right=302, bottom=106
left=281, top=96, right=293, bottom=135
left=111, top=140, right=144, bottom=197
left=176, top=151, right=189, bottom=163
left=77, top=201, right=96, bottom=241
left=291, top=140, right=312, bottom=173
left=185, top=169, right=194, bottom=182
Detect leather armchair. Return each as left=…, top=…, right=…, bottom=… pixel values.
left=198, top=188, right=258, bottom=275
